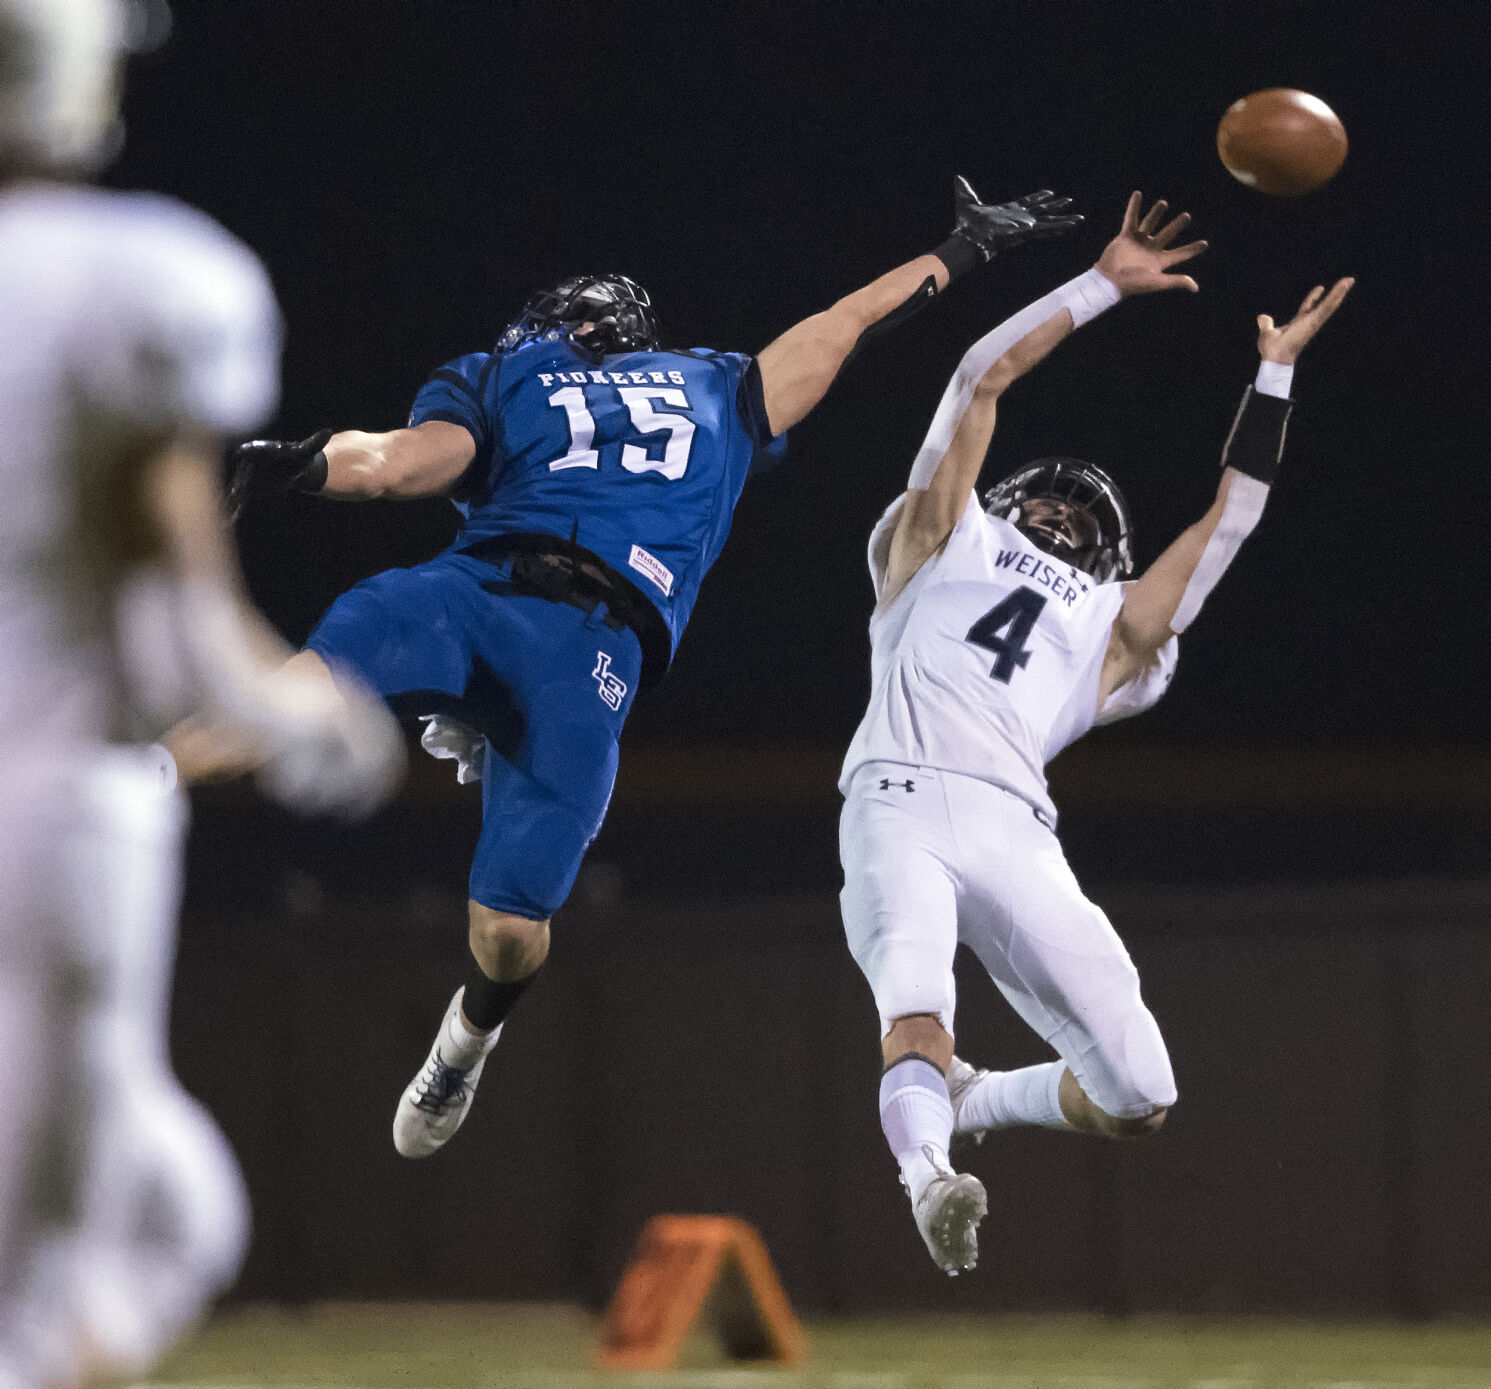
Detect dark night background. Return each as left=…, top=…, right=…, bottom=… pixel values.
left=107, top=0, right=1489, bottom=748
left=94, top=0, right=1491, bottom=1316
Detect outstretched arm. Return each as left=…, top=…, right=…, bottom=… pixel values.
left=756, top=252, right=951, bottom=438
left=881, top=193, right=1206, bottom=606
left=755, top=180, right=1083, bottom=436
left=1100, top=277, right=1354, bottom=702
left=319, top=421, right=475, bottom=499
left=227, top=420, right=475, bottom=515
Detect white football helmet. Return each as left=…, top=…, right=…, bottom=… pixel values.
left=0, top=0, right=129, bottom=171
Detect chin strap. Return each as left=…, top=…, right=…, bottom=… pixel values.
left=1170, top=362, right=1294, bottom=633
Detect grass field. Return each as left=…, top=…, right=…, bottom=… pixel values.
left=153, top=1303, right=1491, bottom=1389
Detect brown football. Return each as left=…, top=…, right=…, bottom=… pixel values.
left=1217, top=89, right=1347, bottom=196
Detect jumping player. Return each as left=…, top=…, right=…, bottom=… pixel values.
left=837, top=192, right=1351, bottom=1274
left=0, top=2, right=401, bottom=1384
left=219, top=182, right=1085, bottom=1160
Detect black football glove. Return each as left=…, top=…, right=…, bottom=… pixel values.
left=850, top=180, right=1084, bottom=365
left=944, top=177, right=1083, bottom=269
left=226, top=429, right=332, bottom=521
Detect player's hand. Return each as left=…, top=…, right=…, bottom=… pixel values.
left=1094, top=192, right=1207, bottom=296
left=256, top=678, right=406, bottom=820
left=1257, top=278, right=1354, bottom=364
left=950, top=177, right=1084, bottom=263
left=226, top=429, right=332, bottom=521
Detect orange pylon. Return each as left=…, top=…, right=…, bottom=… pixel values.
left=596, top=1215, right=805, bottom=1370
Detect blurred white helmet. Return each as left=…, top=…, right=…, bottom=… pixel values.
left=0, top=0, right=128, bottom=171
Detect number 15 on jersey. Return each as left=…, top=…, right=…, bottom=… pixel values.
left=546, top=386, right=697, bottom=480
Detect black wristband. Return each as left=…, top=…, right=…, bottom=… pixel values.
left=933, top=230, right=985, bottom=282
left=1220, top=385, right=1293, bottom=485
left=298, top=449, right=329, bottom=493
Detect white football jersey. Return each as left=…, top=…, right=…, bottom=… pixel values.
left=840, top=491, right=1177, bottom=821
left=0, top=184, right=280, bottom=753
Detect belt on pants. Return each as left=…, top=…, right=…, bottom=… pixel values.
left=463, top=534, right=671, bottom=693
left=466, top=537, right=645, bottom=636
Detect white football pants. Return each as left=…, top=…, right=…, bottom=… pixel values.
left=840, top=762, right=1177, bottom=1120
left=0, top=749, right=248, bottom=1389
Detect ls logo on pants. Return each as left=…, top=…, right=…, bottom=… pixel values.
left=592, top=652, right=628, bottom=711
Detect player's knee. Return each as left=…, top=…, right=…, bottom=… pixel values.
left=467, top=900, right=550, bottom=978
left=848, top=926, right=956, bottom=1046
left=883, top=1011, right=953, bottom=1071
left=1108, top=1104, right=1168, bottom=1140
left=1094, top=1003, right=1176, bottom=1136
left=1077, top=1099, right=1168, bottom=1141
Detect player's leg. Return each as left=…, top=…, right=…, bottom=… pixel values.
left=76, top=751, right=248, bottom=1377
left=391, top=900, right=551, bottom=1160
left=0, top=963, right=51, bottom=1389
left=839, top=768, right=987, bottom=1275
left=0, top=767, right=97, bottom=1389
left=169, top=556, right=472, bottom=784
left=34, top=1077, right=249, bottom=1388
left=166, top=648, right=339, bottom=782
left=952, top=780, right=1175, bottom=1142
left=13, top=750, right=249, bottom=1389
left=394, top=586, right=641, bottom=1158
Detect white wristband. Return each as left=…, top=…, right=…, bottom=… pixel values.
left=1254, top=359, right=1294, bottom=399
left=1066, top=267, right=1122, bottom=327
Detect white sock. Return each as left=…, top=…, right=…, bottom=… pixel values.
left=879, top=1058, right=954, bottom=1202
left=959, top=1061, right=1070, bottom=1132
left=440, top=990, right=501, bottom=1068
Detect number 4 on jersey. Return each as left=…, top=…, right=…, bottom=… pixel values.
left=967, top=587, right=1047, bottom=683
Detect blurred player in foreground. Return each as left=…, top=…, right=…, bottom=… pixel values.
left=0, top=2, right=401, bottom=1385
left=217, top=179, right=1084, bottom=1161
left=838, top=191, right=1351, bottom=1274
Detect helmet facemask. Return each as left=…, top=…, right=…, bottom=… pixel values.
left=497, top=274, right=660, bottom=355
left=1016, top=496, right=1104, bottom=573
left=983, top=457, right=1135, bottom=583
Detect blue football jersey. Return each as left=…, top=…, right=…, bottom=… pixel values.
left=409, top=336, right=785, bottom=679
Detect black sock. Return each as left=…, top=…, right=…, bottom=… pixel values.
left=461, top=960, right=538, bottom=1031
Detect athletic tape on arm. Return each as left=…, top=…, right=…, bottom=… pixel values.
left=907, top=268, right=1120, bottom=489
left=1169, top=362, right=1294, bottom=633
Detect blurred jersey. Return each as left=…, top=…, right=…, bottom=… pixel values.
left=409, top=337, right=785, bottom=676
left=841, top=491, right=1177, bottom=824
left=0, top=184, right=280, bottom=757
left=0, top=181, right=275, bottom=1381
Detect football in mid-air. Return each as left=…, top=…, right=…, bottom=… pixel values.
left=1216, top=88, right=1347, bottom=195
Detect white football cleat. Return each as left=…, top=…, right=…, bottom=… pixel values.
left=392, top=990, right=498, bottom=1159
left=947, top=1054, right=990, bottom=1144
left=912, top=1162, right=988, bottom=1276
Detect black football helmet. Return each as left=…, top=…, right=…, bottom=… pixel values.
left=497, top=274, right=659, bottom=355
left=983, top=457, right=1135, bottom=583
